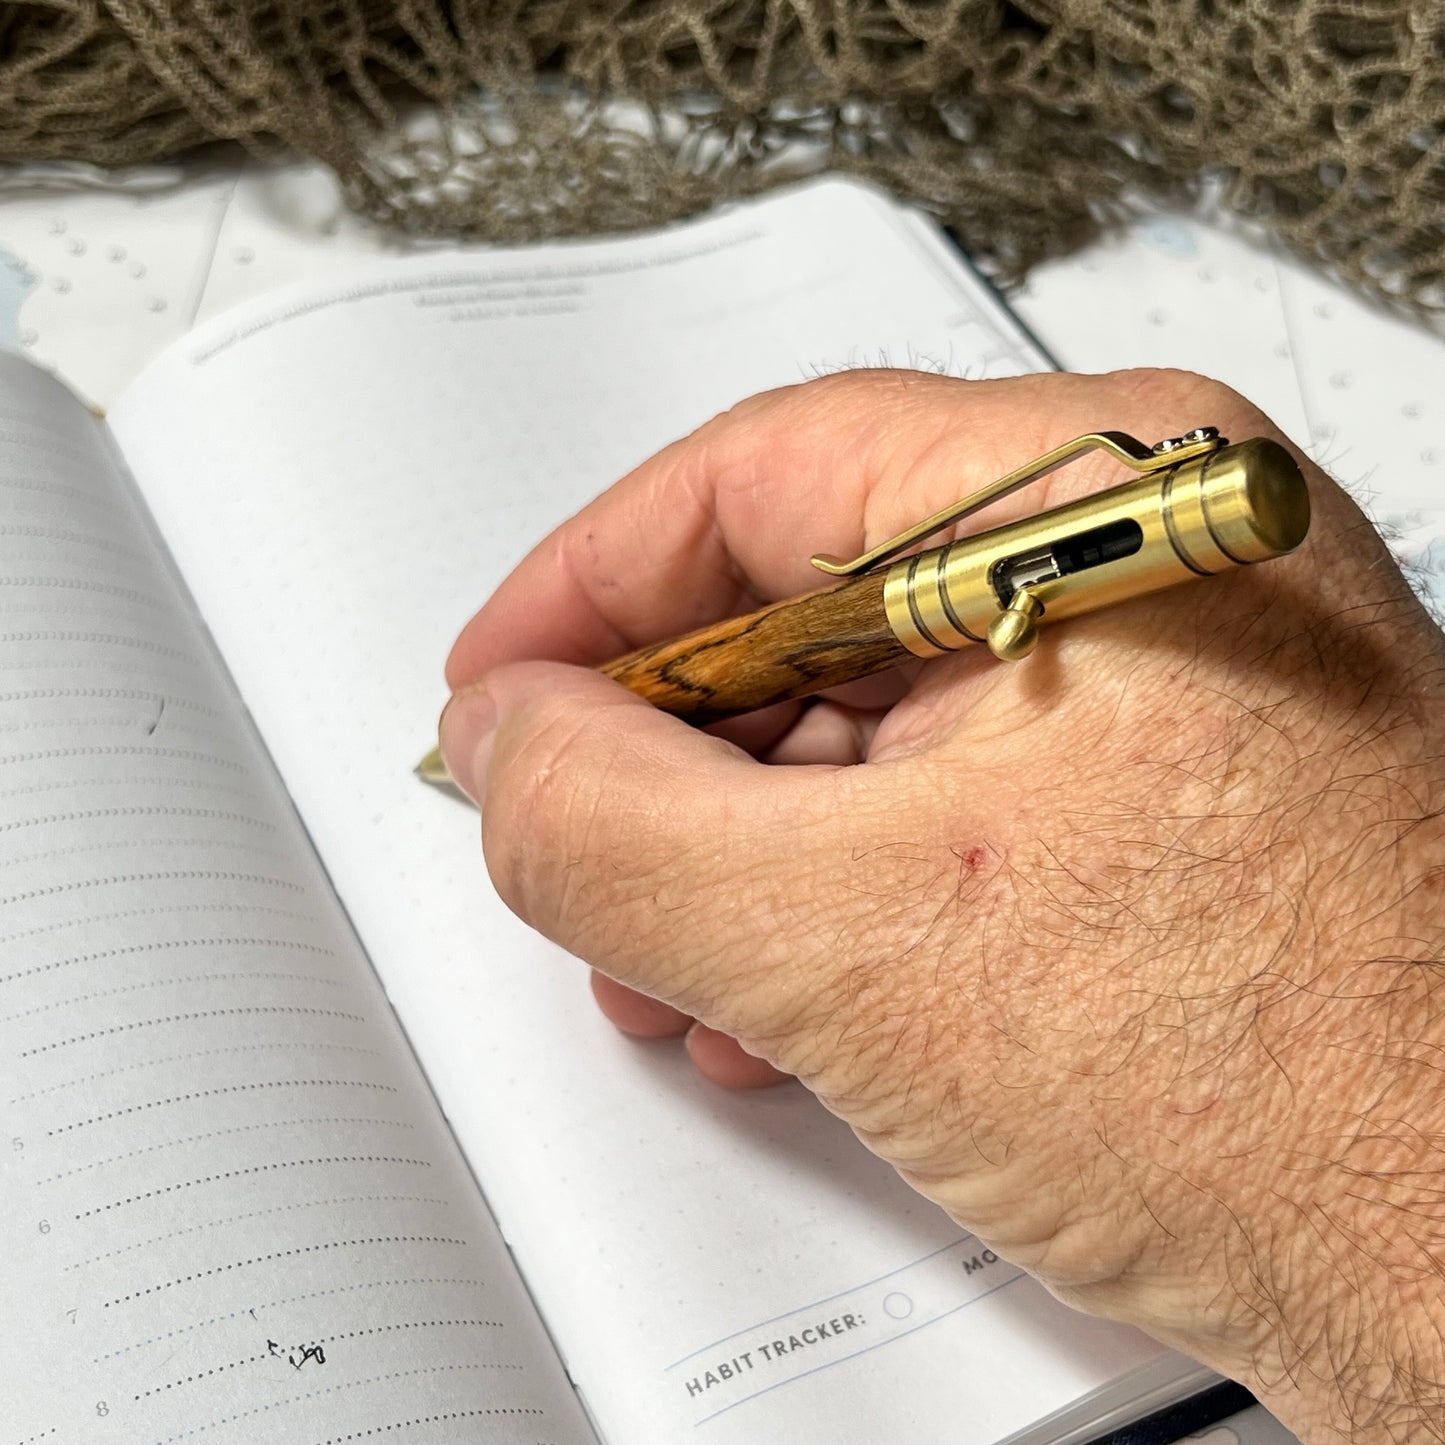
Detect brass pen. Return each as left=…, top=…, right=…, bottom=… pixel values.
left=416, top=426, right=1309, bottom=785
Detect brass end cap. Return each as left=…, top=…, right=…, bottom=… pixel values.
left=1201, top=438, right=1311, bottom=563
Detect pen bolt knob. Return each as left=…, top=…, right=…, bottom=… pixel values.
left=987, top=588, right=1044, bottom=661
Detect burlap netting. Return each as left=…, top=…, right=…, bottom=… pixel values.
left=1, top=0, right=1440, bottom=321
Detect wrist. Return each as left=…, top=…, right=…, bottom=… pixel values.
left=1242, top=1287, right=1445, bottom=1444
left=1167, top=952, right=1445, bottom=1443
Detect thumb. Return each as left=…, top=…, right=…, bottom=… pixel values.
left=438, top=662, right=832, bottom=1032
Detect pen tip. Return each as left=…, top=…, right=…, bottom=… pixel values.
left=414, top=742, right=476, bottom=808
left=414, top=744, right=452, bottom=786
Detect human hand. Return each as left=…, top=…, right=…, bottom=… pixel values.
left=441, top=369, right=1445, bottom=1443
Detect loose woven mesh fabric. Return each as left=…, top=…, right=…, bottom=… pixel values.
left=1, top=0, right=1442, bottom=321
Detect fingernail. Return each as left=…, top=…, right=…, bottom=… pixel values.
left=438, top=685, right=497, bottom=807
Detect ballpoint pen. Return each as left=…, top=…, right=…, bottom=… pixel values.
left=416, top=426, right=1309, bottom=786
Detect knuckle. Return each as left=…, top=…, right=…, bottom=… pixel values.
left=1105, top=367, right=1272, bottom=434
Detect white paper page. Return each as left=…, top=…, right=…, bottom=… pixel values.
left=1010, top=215, right=1313, bottom=442
left=111, top=179, right=1198, bottom=1444
left=0, top=354, right=593, bottom=1443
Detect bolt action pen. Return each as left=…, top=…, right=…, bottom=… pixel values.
left=416, top=426, right=1310, bottom=787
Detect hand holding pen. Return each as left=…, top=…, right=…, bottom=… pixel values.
left=590, top=421, right=1306, bottom=721
left=435, top=369, right=1445, bottom=1445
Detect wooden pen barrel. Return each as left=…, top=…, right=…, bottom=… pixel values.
left=599, top=569, right=912, bottom=724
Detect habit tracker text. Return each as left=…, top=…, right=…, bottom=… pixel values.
left=683, top=1313, right=865, bottom=1397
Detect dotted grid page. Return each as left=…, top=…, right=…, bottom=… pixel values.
left=1267, top=261, right=1445, bottom=609
left=108, top=178, right=1207, bottom=1445
left=1010, top=213, right=1315, bottom=442
left=0, top=354, right=596, bottom=1444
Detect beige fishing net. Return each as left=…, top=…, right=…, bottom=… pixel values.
left=1, top=0, right=1441, bottom=322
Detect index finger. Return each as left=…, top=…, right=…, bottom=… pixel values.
left=445, top=367, right=1271, bottom=688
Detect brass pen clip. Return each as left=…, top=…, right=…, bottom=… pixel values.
left=810, top=427, right=1225, bottom=578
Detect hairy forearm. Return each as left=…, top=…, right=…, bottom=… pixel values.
left=1243, top=956, right=1445, bottom=1443
left=1250, top=1292, right=1445, bottom=1444
left=1085, top=861, right=1445, bottom=1442
left=1017, top=948, right=1445, bottom=1443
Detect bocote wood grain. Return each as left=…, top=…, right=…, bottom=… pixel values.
left=599, top=570, right=911, bottom=724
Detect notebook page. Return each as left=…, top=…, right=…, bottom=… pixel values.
left=0, top=355, right=594, bottom=1443
left=110, top=180, right=1198, bottom=1443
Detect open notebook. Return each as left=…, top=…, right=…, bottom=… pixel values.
left=2, top=178, right=1244, bottom=1444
